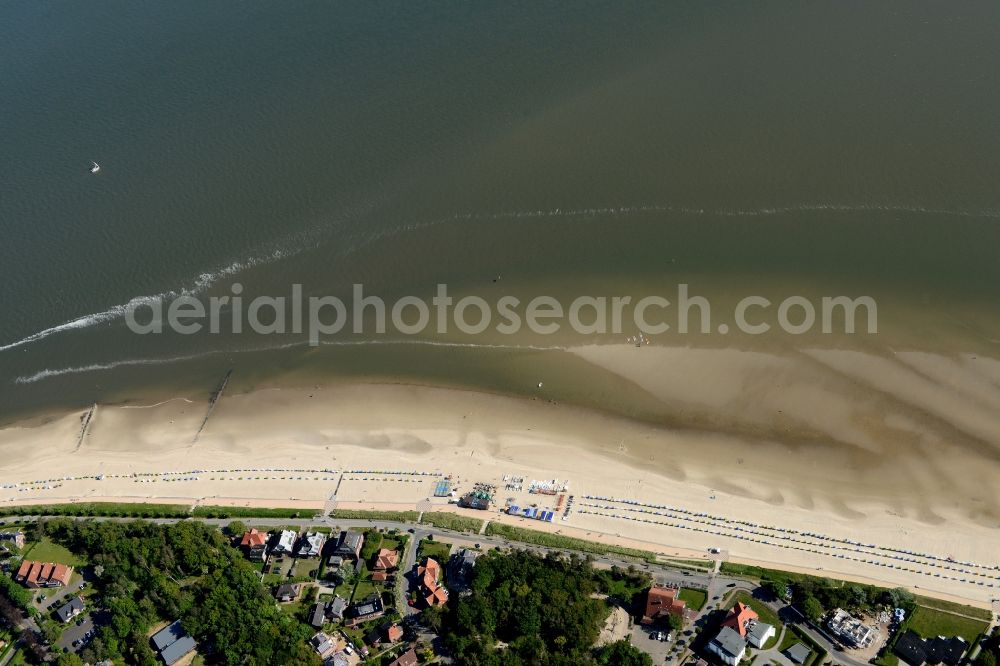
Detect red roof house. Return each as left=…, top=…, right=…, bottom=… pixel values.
left=373, top=548, right=399, bottom=571
left=50, top=564, right=72, bottom=587
left=16, top=560, right=31, bottom=580
left=417, top=558, right=448, bottom=607
left=16, top=561, right=73, bottom=588
left=642, top=585, right=687, bottom=625
left=721, top=602, right=759, bottom=637
left=385, top=623, right=403, bottom=643
left=390, top=649, right=418, bottom=666
left=239, top=529, right=269, bottom=560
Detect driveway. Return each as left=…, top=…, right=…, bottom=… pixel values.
left=40, top=580, right=86, bottom=611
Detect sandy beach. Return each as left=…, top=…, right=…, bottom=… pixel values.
left=0, top=357, right=998, bottom=607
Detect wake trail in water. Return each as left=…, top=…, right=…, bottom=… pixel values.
left=0, top=248, right=294, bottom=354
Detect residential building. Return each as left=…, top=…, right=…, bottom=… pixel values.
left=372, top=571, right=389, bottom=582
left=892, top=630, right=968, bottom=666
left=326, top=555, right=345, bottom=570
left=297, top=532, right=326, bottom=558
left=56, top=596, right=85, bottom=623
left=346, top=594, right=384, bottom=627
left=447, top=548, right=479, bottom=592
left=327, top=596, right=348, bottom=621
left=373, top=547, right=399, bottom=571
left=721, top=602, right=758, bottom=637
left=333, top=531, right=364, bottom=561
left=151, top=620, right=196, bottom=666
left=385, top=623, right=403, bottom=643
left=708, top=626, right=747, bottom=666
left=310, top=602, right=327, bottom=628
left=827, top=608, right=876, bottom=648
left=271, top=530, right=297, bottom=556
left=417, top=557, right=449, bottom=607
left=326, top=653, right=350, bottom=666
left=390, top=649, right=419, bottom=666
left=0, top=532, right=25, bottom=549
left=641, top=585, right=687, bottom=625
left=275, top=583, right=302, bottom=602
left=310, top=632, right=337, bottom=660
left=15, top=560, right=72, bottom=588
left=239, top=528, right=268, bottom=560
left=746, top=621, right=775, bottom=649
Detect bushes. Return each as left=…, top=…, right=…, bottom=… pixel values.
left=191, top=506, right=309, bottom=519
left=0, top=503, right=189, bottom=518
left=484, top=523, right=658, bottom=562
left=419, top=512, right=484, bottom=533
left=328, top=509, right=420, bottom=521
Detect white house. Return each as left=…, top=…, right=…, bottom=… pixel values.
left=708, top=627, right=747, bottom=666
left=746, top=621, right=775, bottom=649
left=271, top=530, right=297, bottom=556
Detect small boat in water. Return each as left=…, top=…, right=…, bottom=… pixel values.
left=90, top=161, right=100, bottom=174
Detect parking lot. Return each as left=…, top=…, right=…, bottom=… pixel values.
left=57, top=615, right=95, bottom=652
left=630, top=623, right=678, bottom=664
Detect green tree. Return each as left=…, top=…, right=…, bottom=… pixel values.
left=975, top=650, right=997, bottom=666
left=668, top=613, right=684, bottom=632
left=55, top=653, right=86, bottom=666
left=225, top=520, right=248, bottom=537
left=802, top=596, right=824, bottom=622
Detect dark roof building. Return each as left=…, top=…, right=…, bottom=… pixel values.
left=275, top=583, right=301, bottom=602
left=894, top=630, right=969, bottom=666
left=928, top=636, right=969, bottom=666
left=333, top=531, right=364, bottom=561
left=161, top=636, right=197, bottom=666
left=447, top=548, right=479, bottom=591
left=785, top=642, right=811, bottom=665
left=328, top=595, right=348, bottom=620
left=346, top=594, right=384, bottom=626
left=151, top=620, right=196, bottom=666
left=56, top=596, right=85, bottom=623
left=310, top=602, right=327, bottom=628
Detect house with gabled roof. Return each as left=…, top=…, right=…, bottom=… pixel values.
left=373, top=547, right=398, bottom=571
left=417, top=557, right=448, bottom=607
left=297, top=532, right=325, bottom=558
left=641, top=585, right=687, bottom=625
left=239, top=528, right=268, bottom=560
left=721, top=602, right=758, bottom=637
left=271, top=530, right=297, bottom=556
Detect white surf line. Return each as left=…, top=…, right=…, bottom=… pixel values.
left=343, top=201, right=1000, bottom=259
left=449, top=202, right=1000, bottom=221
left=320, top=338, right=567, bottom=352
left=13, top=338, right=567, bottom=384
left=119, top=398, right=196, bottom=410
